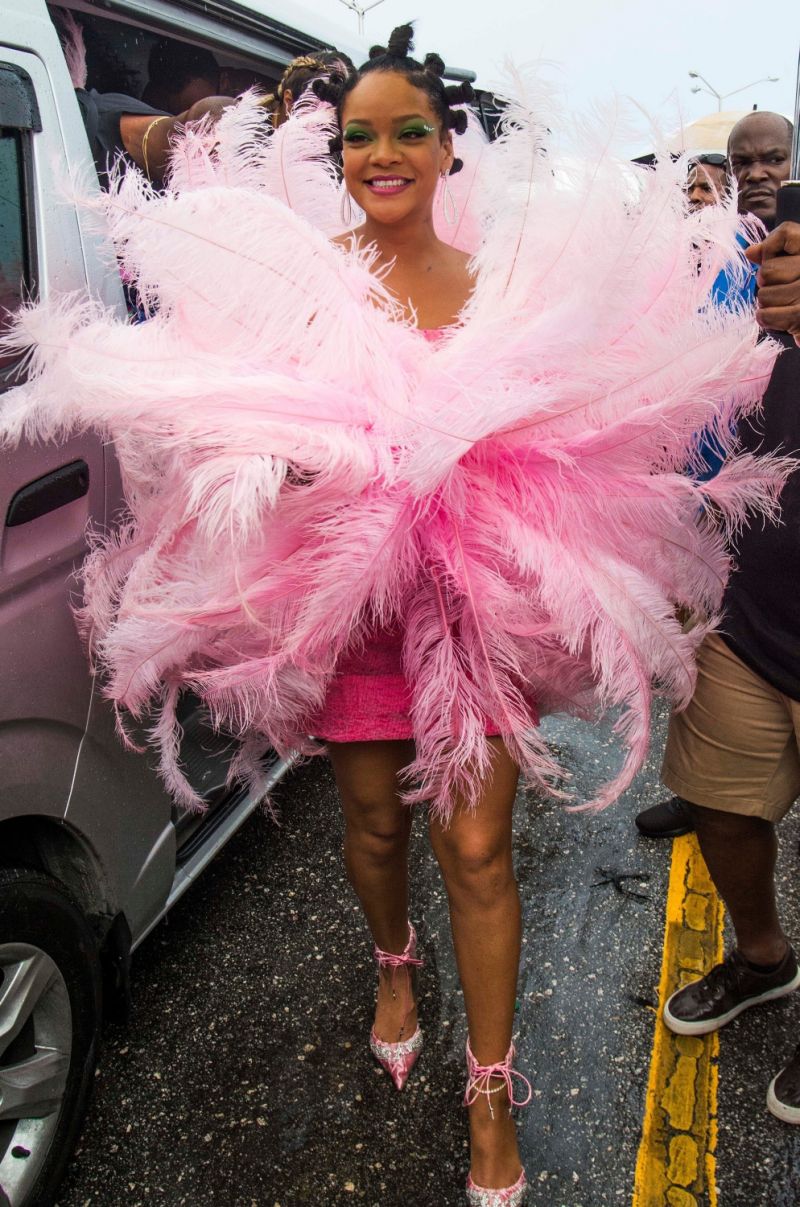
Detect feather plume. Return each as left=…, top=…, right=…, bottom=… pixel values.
left=60, top=11, right=87, bottom=90
left=0, top=77, right=790, bottom=814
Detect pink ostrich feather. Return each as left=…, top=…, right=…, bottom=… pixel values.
left=0, top=79, right=790, bottom=816
left=60, top=11, right=88, bottom=90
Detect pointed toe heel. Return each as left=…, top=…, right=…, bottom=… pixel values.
left=369, top=923, right=423, bottom=1091
left=369, top=1025, right=423, bottom=1090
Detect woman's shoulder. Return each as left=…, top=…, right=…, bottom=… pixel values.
left=331, top=231, right=355, bottom=249
left=443, top=243, right=471, bottom=265
left=331, top=229, right=370, bottom=253
left=438, top=242, right=474, bottom=282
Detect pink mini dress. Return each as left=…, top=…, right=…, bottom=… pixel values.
left=313, top=618, right=419, bottom=742
left=313, top=328, right=502, bottom=743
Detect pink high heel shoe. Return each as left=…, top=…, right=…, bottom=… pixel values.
left=368, top=924, right=423, bottom=1091
left=464, top=1038, right=532, bottom=1206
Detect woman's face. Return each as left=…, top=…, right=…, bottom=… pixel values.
left=341, top=71, right=454, bottom=226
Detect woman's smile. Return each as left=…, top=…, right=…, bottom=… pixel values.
left=364, top=175, right=414, bottom=195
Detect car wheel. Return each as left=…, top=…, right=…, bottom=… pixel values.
left=0, top=868, right=102, bottom=1207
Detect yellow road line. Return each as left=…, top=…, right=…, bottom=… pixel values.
left=633, top=834, right=725, bottom=1207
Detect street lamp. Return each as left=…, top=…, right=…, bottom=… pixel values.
left=688, top=69, right=779, bottom=111
left=338, top=0, right=386, bottom=36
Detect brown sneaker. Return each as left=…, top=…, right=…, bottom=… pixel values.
left=663, top=947, right=800, bottom=1036
left=767, top=1045, right=800, bottom=1124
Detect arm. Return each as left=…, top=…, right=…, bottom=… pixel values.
left=119, top=96, right=236, bottom=181
left=745, top=222, right=800, bottom=344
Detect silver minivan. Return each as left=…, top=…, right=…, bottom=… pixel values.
left=0, top=3, right=363, bottom=1203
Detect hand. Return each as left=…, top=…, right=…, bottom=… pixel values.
left=745, top=221, right=800, bottom=344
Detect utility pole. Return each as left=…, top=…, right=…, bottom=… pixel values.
left=338, top=0, right=386, bottom=37
left=688, top=70, right=779, bottom=112
left=775, top=46, right=799, bottom=225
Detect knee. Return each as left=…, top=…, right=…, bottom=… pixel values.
left=344, top=799, right=410, bottom=867
left=350, top=825, right=408, bottom=868
left=435, top=832, right=515, bottom=905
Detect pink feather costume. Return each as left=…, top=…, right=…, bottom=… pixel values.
left=0, top=85, right=788, bottom=817
left=312, top=328, right=505, bottom=746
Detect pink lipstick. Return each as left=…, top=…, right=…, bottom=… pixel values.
left=365, top=175, right=412, bottom=195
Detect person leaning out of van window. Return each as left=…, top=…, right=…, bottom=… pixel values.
left=77, top=87, right=236, bottom=184
left=124, top=93, right=236, bottom=182
left=54, top=8, right=234, bottom=185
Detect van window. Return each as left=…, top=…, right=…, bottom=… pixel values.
left=50, top=5, right=279, bottom=117
left=0, top=128, right=33, bottom=371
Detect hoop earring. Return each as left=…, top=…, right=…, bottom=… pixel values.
left=440, top=170, right=458, bottom=226
left=340, top=184, right=354, bottom=227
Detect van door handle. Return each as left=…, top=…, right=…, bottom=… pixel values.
left=5, top=460, right=90, bottom=527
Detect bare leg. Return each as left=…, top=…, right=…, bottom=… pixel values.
left=328, top=739, right=418, bottom=1041
left=688, top=803, right=788, bottom=964
left=429, top=738, right=523, bottom=1190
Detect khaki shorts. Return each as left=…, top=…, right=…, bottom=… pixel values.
left=662, top=632, right=800, bottom=822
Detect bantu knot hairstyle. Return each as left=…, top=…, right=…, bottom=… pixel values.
left=313, top=22, right=473, bottom=173
left=266, top=49, right=355, bottom=127
left=374, top=23, right=415, bottom=59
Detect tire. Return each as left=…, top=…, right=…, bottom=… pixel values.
left=0, top=868, right=102, bottom=1207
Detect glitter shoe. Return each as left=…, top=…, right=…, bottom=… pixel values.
left=465, top=1169, right=528, bottom=1206
left=464, top=1038, right=531, bottom=1205
left=369, top=1026, right=424, bottom=1092
left=368, top=923, right=423, bottom=1091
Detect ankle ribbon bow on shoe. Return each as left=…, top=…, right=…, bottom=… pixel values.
left=373, top=931, right=424, bottom=973
left=373, top=925, right=424, bottom=1025
left=464, top=1039, right=533, bottom=1120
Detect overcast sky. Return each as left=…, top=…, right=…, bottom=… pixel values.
left=274, top=0, right=798, bottom=153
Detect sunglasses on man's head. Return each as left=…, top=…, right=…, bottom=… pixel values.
left=690, top=153, right=728, bottom=167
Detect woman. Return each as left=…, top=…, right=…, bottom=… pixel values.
left=313, top=29, right=531, bottom=1204
left=2, top=23, right=781, bottom=1207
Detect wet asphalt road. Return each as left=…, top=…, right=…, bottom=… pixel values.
left=56, top=704, right=800, bottom=1207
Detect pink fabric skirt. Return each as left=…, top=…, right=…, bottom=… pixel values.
left=313, top=623, right=502, bottom=743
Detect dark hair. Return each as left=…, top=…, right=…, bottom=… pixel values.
left=147, top=38, right=220, bottom=92
left=313, top=23, right=473, bottom=173
left=283, top=49, right=355, bottom=103
left=264, top=49, right=356, bottom=125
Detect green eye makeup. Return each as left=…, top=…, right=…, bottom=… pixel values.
left=399, top=122, right=435, bottom=138
left=342, top=121, right=436, bottom=144
left=343, top=125, right=373, bottom=143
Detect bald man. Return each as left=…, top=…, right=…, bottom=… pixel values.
left=728, top=110, right=793, bottom=231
